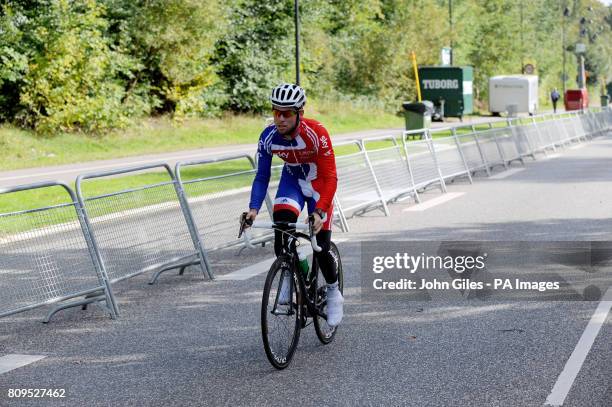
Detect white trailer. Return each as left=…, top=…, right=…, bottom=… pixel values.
left=489, top=75, right=539, bottom=116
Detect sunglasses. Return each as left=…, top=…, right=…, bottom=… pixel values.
left=272, top=109, right=297, bottom=119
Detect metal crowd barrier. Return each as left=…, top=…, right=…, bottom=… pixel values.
left=582, top=108, right=604, bottom=135
left=2, top=108, right=610, bottom=323
left=0, top=182, right=117, bottom=322
left=474, top=127, right=511, bottom=170
left=331, top=195, right=350, bottom=232
left=586, top=110, right=602, bottom=136
left=402, top=129, right=447, bottom=193
left=603, top=109, right=611, bottom=131
left=581, top=111, right=597, bottom=137
left=559, top=114, right=581, bottom=144
left=508, top=118, right=538, bottom=159
left=557, top=113, right=575, bottom=143
left=429, top=129, right=473, bottom=184
left=334, top=139, right=389, bottom=218
left=573, top=112, right=589, bottom=141
left=571, top=113, right=589, bottom=142
left=596, top=109, right=608, bottom=132
left=453, top=130, right=491, bottom=176
left=556, top=113, right=578, bottom=145
left=584, top=110, right=602, bottom=136
left=604, top=108, right=612, bottom=131
left=582, top=111, right=596, bottom=138
left=530, top=116, right=558, bottom=152
left=601, top=109, right=609, bottom=129
left=75, top=163, right=211, bottom=287
left=543, top=115, right=568, bottom=147
left=175, top=151, right=349, bottom=272
left=258, top=154, right=349, bottom=232
left=175, top=154, right=275, bottom=253
left=493, top=126, right=525, bottom=166
left=361, top=135, right=418, bottom=204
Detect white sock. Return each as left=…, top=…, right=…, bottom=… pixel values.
left=327, top=281, right=339, bottom=290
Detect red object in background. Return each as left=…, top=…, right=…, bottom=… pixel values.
left=564, top=89, right=589, bottom=111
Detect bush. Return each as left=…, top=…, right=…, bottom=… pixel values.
left=105, top=0, right=226, bottom=119
left=0, top=0, right=147, bottom=133
left=0, top=0, right=227, bottom=133
left=213, top=0, right=294, bottom=113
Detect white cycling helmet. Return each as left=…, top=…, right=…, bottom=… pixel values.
left=270, top=83, right=306, bottom=109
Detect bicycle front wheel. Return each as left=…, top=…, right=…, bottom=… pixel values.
left=314, top=241, right=344, bottom=344
left=261, top=255, right=302, bottom=369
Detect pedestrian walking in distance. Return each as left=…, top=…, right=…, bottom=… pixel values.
left=551, top=88, right=561, bottom=113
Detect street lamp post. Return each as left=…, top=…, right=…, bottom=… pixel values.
left=294, top=0, right=300, bottom=85
left=562, top=6, right=570, bottom=94
left=448, top=0, right=453, bottom=66
left=520, top=0, right=524, bottom=73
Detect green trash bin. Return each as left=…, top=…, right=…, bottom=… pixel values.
left=601, top=94, right=610, bottom=107
left=402, top=101, right=432, bottom=132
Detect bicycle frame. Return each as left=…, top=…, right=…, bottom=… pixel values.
left=239, top=215, right=327, bottom=325
left=273, top=228, right=328, bottom=327
left=246, top=214, right=341, bottom=369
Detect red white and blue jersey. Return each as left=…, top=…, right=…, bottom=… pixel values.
left=249, top=117, right=338, bottom=216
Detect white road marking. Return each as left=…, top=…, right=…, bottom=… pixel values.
left=543, top=154, right=562, bottom=160
left=215, top=258, right=276, bottom=281
left=544, top=287, right=612, bottom=406
left=568, top=144, right=585, bottom=150
left=488, top=168, right=525, bottom=180
left=403, top=192, right=464, bottom=211
left=0, top=354, right=47, bottom=375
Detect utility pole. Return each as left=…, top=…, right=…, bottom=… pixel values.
left=562, top=4, right=570, bottom=94
left=449, top=0, right=453, bottom=66
left=520, top=0, right=524, bottom=73
left=294, top=0, right=300, bottom=85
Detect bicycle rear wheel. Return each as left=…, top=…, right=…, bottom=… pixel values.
left=261, top=255, right=302, bottom=369
left=314, top=242, right=344, bottom=344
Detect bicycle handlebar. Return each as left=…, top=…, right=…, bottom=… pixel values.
left=250, top=221, right=308, bottom=230
left=239, top=213, right=322, bottom=252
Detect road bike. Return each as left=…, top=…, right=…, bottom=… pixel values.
left=239, top=213, right=344, bottom=369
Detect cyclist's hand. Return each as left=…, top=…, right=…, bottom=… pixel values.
left=244, top=209, right=257, bottom=227
left=311, top=212, right=323, bottom=234
left=239, top=209, right=257, bottom=238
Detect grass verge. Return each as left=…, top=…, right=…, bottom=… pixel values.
left=0, top=98, right=404, bottom=172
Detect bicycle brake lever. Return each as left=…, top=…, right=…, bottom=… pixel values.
left=238, top=212, right=252, bottom=239
left=308, top=215, right=323, bottom=253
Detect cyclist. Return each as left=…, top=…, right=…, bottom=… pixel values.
left=244, top=83, right=343, bottom=327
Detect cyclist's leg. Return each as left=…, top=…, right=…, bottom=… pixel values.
left=307, top=197, right=343, bottom=326
left=273, top=169, right=304, bottom=256
left=273, top=171, right=305, bottom=304
left=303, top=175, right=343, bottom=325
left=306, top=198, right=337, bottom=284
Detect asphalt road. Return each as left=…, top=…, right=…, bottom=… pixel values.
left=0, top=130, right=610, bottom=406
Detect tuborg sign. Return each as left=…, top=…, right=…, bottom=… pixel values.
left=422, top=79, right=459, bottom=90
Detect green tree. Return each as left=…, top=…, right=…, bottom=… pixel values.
left=213, top=0, right=295, bottom=113
left=0, top=0, right=143, bottom=133
left=466, top=0, right=522, bottom=102
left=103, top=0, right=227, bottom=118
left=581, top=1, right=612, bottom=88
